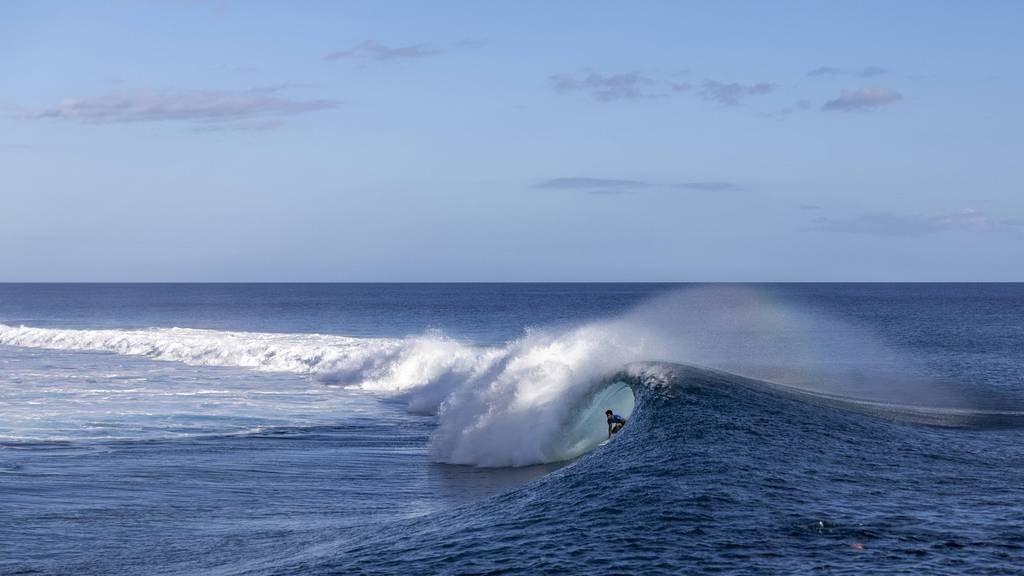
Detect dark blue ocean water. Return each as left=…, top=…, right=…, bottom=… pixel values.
left=1, top=284, right=1023, bottom=574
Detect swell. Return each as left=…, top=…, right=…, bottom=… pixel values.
left=614, top=362, right=1024, bottom=430
left=265, top=363, right=1024, bottom=576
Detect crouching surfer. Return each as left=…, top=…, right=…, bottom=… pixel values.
left=606, top=409, right=627, bottom=439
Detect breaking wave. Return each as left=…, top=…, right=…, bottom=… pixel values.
left=0, top=321, right=641, bottom=466
left=2, top=287, right=1013, bottom=466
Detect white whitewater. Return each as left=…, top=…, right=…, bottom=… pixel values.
left=0, top=322, right=641, bottom=466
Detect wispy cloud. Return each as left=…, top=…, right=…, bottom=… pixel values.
left=326, top=40, right=442, bottom=61
left=822, top=88, right=902, bottom=112
left=548, top=71, right=775, bottom=107
left=807, top=209, right=1023, bottom=237
left=858, top=65, right=888, bottom=78
left=548, top=71, right=658, bottom=102
left=676, top=181, right=743, bottom=192
left=28, top=87, right=338, bottom=128
left=700, top=80, right=775, bottom=106
left=534, top=177, right=649, bottom=193
left=807, top=65, right=890, bottom=78
left=807, top=66, right=843, bottom=78
left=799, top=203, right=822, bottom=211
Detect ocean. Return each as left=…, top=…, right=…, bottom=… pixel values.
left=1, top=283, right=1022, bottom=575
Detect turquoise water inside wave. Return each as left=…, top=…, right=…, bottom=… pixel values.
left=1, top=284, right=1023, bottom=574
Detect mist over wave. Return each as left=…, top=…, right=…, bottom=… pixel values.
left=0, top=287, right=982, bottom=466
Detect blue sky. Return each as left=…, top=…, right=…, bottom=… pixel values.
left=2, top=0, right=1022, bottom=281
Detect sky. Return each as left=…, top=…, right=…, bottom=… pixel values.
left=2, top=0, right=1022, bottom=281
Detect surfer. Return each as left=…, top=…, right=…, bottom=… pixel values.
left=606, top=409, right=627, bottom=439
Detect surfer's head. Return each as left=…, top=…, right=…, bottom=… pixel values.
left=605, top=410, right=613, bottom=416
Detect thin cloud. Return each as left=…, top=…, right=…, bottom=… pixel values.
left=859, top=65, right=888, bottom=78
left=28, top=87, right=338, bottom=128
left=807, top=209, right=1023, bottom=237
left=799, top=204, right=822, bottom=211
left=700, top=80, right=775, bottom=105
left=534, top=177, right=649, bottom=191
left=676, top=181, right=743, bottom=192
left=807, top=65, right=891, bottom=79
left=807, top=66, right=843, bottom=78
left=326, top=40, right=442, bottom=61
left=822, top=88, right=902, bottom=112
left=548, top=72, right=774, bottom=106
left=548, top=71, right=658, bottom=102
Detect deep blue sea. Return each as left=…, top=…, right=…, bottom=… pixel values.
left=2, top=284, right=1023, bottom=575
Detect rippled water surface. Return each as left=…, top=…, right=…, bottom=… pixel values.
left=2, top=284, right=1023, bottom=574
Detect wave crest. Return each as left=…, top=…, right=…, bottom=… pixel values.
left=5, top=287, right=1008, bottom=466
